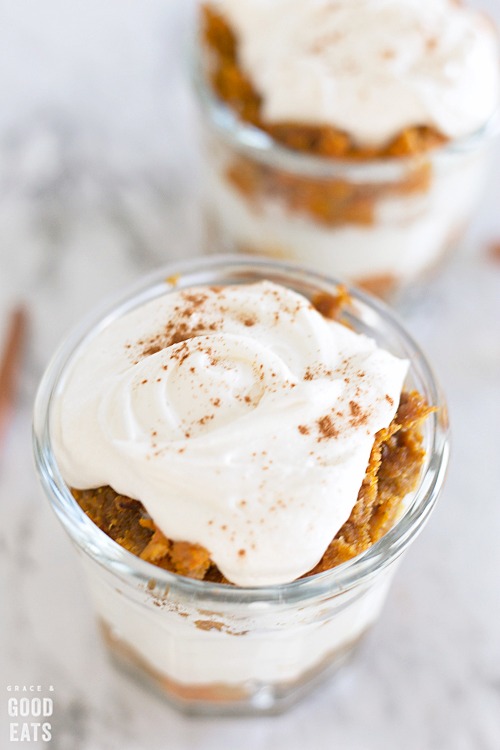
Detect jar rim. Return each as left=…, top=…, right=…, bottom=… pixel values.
left=192, top=48, right=500, bottom=182
left=33, top=255, right=449, bottom=604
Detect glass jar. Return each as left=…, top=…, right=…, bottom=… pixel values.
left=194, top=52, right=499, bottom=302
left=33, top=256, right=449, bottom=715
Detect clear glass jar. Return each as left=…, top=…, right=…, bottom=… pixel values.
left=194, top=53, right=499, bottom=302
left=33, top=256, right=449, bottom=715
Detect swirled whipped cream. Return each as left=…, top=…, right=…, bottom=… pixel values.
left=53, top=281, right=408, bottom=586
left=209, top=0, right=500, bottom=146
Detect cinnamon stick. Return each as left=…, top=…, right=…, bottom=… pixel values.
left=0, top=306, right=28, bottom=446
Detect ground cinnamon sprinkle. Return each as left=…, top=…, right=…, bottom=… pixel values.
left=317, top=415, right=339, bottom=441
left=133, top=291, right=221, bottom=360
left=349, top=400, right=369, bottom=428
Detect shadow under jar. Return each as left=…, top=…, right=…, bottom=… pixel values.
left=194, top=5, right=500, bottom=303
left=33, top=257, right=449, bottom=716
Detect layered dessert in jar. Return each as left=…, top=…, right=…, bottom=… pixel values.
left=197, top=0, right=500, bottom=299
left=34, top=258, right=449, bottom=714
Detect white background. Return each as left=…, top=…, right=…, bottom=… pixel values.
left=1, top=2, right=499, bottom=748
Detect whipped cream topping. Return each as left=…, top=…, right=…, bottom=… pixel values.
left=53, top=281, right=408, bottom=586
left=209, top=0, right=500, bottom=146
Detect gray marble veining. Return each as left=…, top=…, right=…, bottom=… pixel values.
left=1, top=2, right=500, bottom=749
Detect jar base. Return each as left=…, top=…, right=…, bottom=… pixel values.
left=100, top=619, right=366, bottom=716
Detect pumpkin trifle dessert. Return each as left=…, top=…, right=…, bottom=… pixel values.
left=36, top=259, right=448, bottom=713
left=198, top=0, right=500, bottom=298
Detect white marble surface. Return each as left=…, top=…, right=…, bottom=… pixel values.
left=1, top=2, right=500, bottom=748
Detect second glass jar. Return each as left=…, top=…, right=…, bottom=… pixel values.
left=196, top=68, right=497, bottom=301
